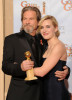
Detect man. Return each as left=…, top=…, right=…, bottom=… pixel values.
left=2, top=6, right=70, bottom=100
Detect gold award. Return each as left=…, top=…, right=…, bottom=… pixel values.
left=24, top=51, right=37, bottom=81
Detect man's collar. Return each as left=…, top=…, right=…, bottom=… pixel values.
left=21, top=30, right=36, bottom=41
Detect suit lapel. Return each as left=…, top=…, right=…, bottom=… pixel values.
left=38, top=44, right=42, bottom=60
left=35, top=35, right=42, bottom=61
left=19, top=35, right=38, bottom=66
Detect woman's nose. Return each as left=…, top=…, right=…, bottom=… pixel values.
left=43, top=28, right=46, bottom=32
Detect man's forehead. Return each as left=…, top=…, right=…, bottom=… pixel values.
left=23, top=10, right=37, bottom=18
left=24, top=10, right=36, bottom=15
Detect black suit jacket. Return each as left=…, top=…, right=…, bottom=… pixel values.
left=2, top=30, right=43, bottom=100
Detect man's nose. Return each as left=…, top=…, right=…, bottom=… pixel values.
left=26, top=19, right=30, bottom=24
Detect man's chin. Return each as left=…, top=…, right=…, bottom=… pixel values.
left=24, top=30, right=32, bottom=34
left=24, top=28, right=34, bottom=34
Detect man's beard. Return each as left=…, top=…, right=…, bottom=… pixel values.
left=23, top=24, right=34, bottom=34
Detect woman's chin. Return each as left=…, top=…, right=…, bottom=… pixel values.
left=43, top=37, right=49, bottom=40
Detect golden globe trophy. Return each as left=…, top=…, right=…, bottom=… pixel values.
left=24, top=51, right=37, bottom=81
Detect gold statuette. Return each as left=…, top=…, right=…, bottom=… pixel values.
left=24, top=51, right=37, bottom=81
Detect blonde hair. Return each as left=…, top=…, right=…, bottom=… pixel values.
left=37, top=15, right=60, bottom=37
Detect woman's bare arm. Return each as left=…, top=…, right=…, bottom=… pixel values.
left=34, top=43, right=67, bottom=77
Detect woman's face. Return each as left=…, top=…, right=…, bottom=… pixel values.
left=40, top=19, right=57, bottom=40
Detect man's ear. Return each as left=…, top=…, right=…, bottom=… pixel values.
left=38, top=20, right=41, bottom=26
left=36, top=22, right=39, bottom=29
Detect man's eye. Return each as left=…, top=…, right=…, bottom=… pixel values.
left=30, top=18, right=33, bottom=20
left=23, top=18, right=26, bottom=20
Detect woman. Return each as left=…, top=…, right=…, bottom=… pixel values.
left=34, top=15, right=70, bottom=100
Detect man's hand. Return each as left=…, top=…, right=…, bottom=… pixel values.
left=55, top=66, right=69, bottom=81
left=21, top=60, right=34, bottom=71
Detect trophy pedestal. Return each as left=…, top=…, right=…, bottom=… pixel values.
left=25, top=68, right=37, bottom=81
left=25, top=77, right=37, bottom=81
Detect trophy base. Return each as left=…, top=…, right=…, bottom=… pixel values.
left=25, top=76, right=38, bottom=81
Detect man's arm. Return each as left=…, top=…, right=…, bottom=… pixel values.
left=2, top=37, right=25, bottom=77
left=55, top=66, right=70, bottom=81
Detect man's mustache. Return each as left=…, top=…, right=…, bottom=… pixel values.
left=24, top=24, right=32, bottom=27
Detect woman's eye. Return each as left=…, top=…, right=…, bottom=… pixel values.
left=40, top=26, right=44, bottom=29
left=46, top=25, right=50, bottom=28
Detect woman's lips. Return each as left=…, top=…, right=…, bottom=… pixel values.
left=43, top=33, right=48, bottom=36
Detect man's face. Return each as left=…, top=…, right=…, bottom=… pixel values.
left=22, top=10, right=38, bottom=35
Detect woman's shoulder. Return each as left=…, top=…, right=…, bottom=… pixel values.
left=58, top=40, right=66, bottom=49
left=53, top=40, right=66, bottom=53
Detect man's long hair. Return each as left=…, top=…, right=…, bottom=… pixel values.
left=20, top=6, right=41, bottom=31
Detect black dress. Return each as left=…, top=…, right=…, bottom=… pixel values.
left=40, top=58, right=70, bottom=100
